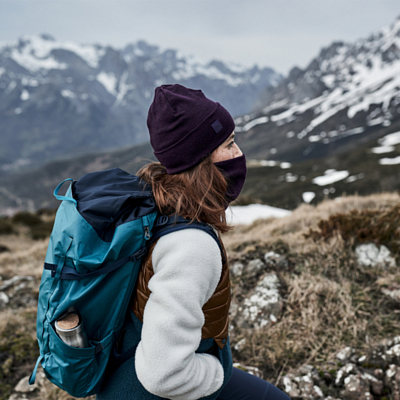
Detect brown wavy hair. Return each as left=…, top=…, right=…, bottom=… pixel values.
left=137, top=157, right=233, bottom=233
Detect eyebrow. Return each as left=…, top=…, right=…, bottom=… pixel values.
left=225, top=133, right=235, bottom=143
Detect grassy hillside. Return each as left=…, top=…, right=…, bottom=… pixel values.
left=2, top=129, right=399, bottom=215
left=1, top=193, right=400, bottom=399
left=239, top=133, right=400, bottom=210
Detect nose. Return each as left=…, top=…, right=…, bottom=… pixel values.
left=234, top=143, right=243, bottom=157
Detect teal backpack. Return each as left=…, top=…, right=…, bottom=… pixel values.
left=29, top=167, right=223, bottom=397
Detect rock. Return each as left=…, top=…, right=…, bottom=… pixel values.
left=369, top=344, right=387, bottom=368
left=0, top=276, right=34, bottom=291
left=386, top=343, right=400, bottom=364
left=14, top=376, right=38, bottom=393
left=231, top=262, right=244, bottom=277
left=355, top=243, right=396, bottom=268
left=382, top=285, right=400, bottom=301
left=232, top=363, right=263, bottom=378
left=297, top=364, right=321, bottom=383
left=374, top=368, right=384, bottom=380
left=363, top=372, right=383, bottom=395
left=384, top=364, right=400, bottom=400
left=35, top=371, right=46, bottom=386
left=335, top=363, right=358, bottom=386
left=294, top=375, right=324, bottom=398
left=8, top=395, right=27, bottom=400
left=0, top=244, right=10, bottom=253
left=357, top=355, right=367, bottom=364
left=341, top=373, right=372, bottom=400
left=246, top=258, right=264, bottom=275
left=381, top=336, right=400, bottom=348
left=280, top=374, right=301, bottom=398
left=265, top=251, right=289, bottom=269
left=280, top=373, right=324, bottom=399
left=229, top=301, right=238, bottom=319
left=264, top=251, right=281, bottom=264
left=242, top=273, right=282, bottom=328
left=323, top=371, right=334, bottom=385
left=233, top=338, right=246, bottom=352
left=336, top=346, right=354, bottom=363
left=0, top=292, right=9, bottom=306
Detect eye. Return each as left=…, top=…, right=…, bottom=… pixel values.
left=227, top=141, right=235, bottom=149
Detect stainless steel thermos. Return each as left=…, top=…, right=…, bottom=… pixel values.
left=55, top=309, right=89, bottom=348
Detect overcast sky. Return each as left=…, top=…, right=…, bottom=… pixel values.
left=0, top=0, right=399, bottom=75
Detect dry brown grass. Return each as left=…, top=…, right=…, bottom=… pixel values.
left=225, top=192, right=400, bottom=382
left=1, top=192, right=399, bottom=397
left=0, top=239, right=47, bottom=280
left=223, top=192, right=400, bottom=257
left=0, top=307, right=38, bottom=399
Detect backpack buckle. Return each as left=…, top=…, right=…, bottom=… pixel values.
left=130, top=247, right=148, bottom=261
left=156, top=215, right=169, bottom=226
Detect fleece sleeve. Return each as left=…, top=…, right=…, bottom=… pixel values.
left=134, top=228, right=224, bottom=400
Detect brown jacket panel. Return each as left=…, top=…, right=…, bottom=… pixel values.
left=131, top=233, right=230, bottom=349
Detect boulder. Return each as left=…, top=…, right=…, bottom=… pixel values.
left=246, top=258, right=264, bottom=275
left=231, top=262, right=244, bottom=277
left=355, top=244, right=396, bottom=268
left=241, top=273, right=282, bottom=328
left=14, top=376, right=38, bottom=393
left=341, top=373, right=372, bottom=400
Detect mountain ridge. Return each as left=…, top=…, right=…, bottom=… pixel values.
left=236, top=15, right=400, bottom=164
left=0, top=34, right=281, bottom=174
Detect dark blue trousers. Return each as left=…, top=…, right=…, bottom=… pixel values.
left=217, top=368, right=291, bottom=400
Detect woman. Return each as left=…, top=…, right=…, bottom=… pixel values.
left=97, top=84, right=290, bottom=400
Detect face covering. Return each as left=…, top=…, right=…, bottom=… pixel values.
left=214, top=153, right=247, bottom=206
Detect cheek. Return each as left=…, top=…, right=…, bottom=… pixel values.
left=213, top=147, right=232, bottom=163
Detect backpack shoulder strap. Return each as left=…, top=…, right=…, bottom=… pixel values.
left=150, top=215, right=225, bottom=263
left=111, top=215, right=226, bottom=371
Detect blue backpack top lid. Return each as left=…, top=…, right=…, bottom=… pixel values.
left=73, top=168, right=155, bottom=242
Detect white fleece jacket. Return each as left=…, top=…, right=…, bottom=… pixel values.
left=134, top=228, right=224, bottom=400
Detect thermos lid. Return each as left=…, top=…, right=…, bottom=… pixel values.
left=55, top=312, right=84, bottom=337
left=56, top=313, right=79, bottom=330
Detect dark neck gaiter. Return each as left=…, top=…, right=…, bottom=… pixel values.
left=214, top=154, right=247, bottom=206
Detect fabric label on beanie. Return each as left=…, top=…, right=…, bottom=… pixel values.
left=211, top=119, right=223, bottom=133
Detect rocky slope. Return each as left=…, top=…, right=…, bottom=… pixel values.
left=236, top=15, right=400, bottom=165
left=1, top=193, right=400, bottom=400
left=0, top=34, right=281, bottom=175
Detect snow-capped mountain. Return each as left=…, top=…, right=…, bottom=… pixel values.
left=0, top=34, right=281, bottom=174
left=236, top=16, right=400, bottom=164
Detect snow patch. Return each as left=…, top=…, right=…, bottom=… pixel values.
left=97, top=72, right=117, bottom=96
left=280, top=162, right=291, bottom=169
left=345, top=173, right=365, bottom=183
left=302, top=192, right=316, bottom=203
left=235, top=116, right=269, bottom=132
left=312, top=169, right=349, bottom=186
left=20, top=89, right=29, bottom=101
left=226, top=204, right=291, bottom=225
left=61, top=90, right=76, bottom=98
left=372, top=146, right=395, bottom=154
left=379, top=156, right=400, bottom=165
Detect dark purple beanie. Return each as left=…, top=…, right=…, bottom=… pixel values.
left=147, top=84, right=235, bottom=174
